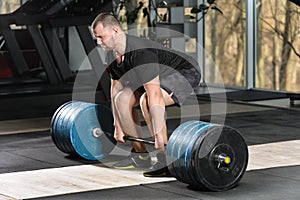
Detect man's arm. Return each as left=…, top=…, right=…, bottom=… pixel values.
left=143, top=76, right=166, bottom=151
left=111, top=79, right=126, bottom=143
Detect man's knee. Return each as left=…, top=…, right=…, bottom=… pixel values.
left=114, top=91, right=130, bottom=109
left=139, top=92, right=148, bottom=112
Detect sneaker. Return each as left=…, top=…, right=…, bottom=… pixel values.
left=143, top=152, right=173, bottom=177
left=156, top=152, right=167, bottom=168
left=112, top=150, right=151, bottom=170
left=143, top=166, right=172, bottom=177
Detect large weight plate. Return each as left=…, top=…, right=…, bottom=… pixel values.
left=166, top=121, right=248, bottom=191
left=51, top=101, right=80, bottom=154
left=184, top=122, right=212, bottom=186
left=63, top=101, right=91, bottom=155
left=167, top=121, right=198, bottom=183
left=70, top=102, right=115, bottom=160
left=50, top=101, right=70, bottom=153
left=51, top=101, right=116, bottom=160
left=193, top=125, right=248, bottom=191
left=166, top=121, right=213, bottom=185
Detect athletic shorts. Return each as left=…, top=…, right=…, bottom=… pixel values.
left=136, top=66, right=201, bottom=106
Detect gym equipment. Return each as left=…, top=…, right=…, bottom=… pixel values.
left=51, top=101, right=116, bottom=160
left=51, top=101, right=248, bottom=191
left=0, top=0, right=112, bottom=101
left=124, top=121, right=248, bottom=191
left=166, top=120, right=248, bottom=191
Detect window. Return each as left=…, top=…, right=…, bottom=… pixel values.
left=0, top=0, right=20, bottom=14
left=204, top=0, right=247, bottom=87
left=256, top=0, right=300, bottom=92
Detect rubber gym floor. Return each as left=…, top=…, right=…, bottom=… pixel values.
left=0, top=92, right=299, bottom=200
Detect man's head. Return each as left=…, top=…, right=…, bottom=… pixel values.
left=92, top=12, right=123, bottom=51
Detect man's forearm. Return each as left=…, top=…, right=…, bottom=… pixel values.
left=110, top=80, right=123, bottom=128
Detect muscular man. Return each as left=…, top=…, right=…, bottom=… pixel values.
left=92, top=12, right=201, bottom=176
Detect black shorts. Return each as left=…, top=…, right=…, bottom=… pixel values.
left=161, top=66, right=200, bottom=106
left=136, top=67, right=201, bottom=106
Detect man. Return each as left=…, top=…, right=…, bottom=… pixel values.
left=91, top=12, right=201, bottom=176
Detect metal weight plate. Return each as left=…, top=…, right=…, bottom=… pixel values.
left=192, top=125, right=248, bottom=191
left=166, top=121, right=198, bottom=183
left=51, top=101, right=116, bottom=160
left=166, top=121, right=248, bottom=191
left=50, top=101, right=70, bottom=153
left=69, top=102, right=116, bottom=160
left=51, top=101, right=93, bottom=155
left=182, top=122, right=213, bottom=186
left=50, top=101, right=72, bottom=133
left=172, top=121, right=199, bottom=183
left=61, top=101, right=92, bottom=155
left=166, top=121, right=213, bottom=185
left=51, top=101, right=79, bottom=154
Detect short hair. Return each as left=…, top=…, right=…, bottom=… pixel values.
left=92, top=12, right=121, bottom=30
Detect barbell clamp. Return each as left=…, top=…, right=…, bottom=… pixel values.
left=92, top=127, right=104, bottom=138
left=217, top=153, right=231, bottom=171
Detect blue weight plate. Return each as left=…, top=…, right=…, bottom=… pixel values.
left=167, top=121, right=199, bottom=183
left=50, top=101, right=72, bottom=133
left=174, top=121, right=212, bottom=184
left=50, top=101, right=71, bottom=153
left=69, top=103, right=115, bottom=160
left=166, top=121, right=195, bottom=182
left=183, top=121, right=213, bottom=185
left=51, top=101, right=77, bottom=154
left=165, top=121, right=183, bottom=178
left=54, top=101, right=84, bottom=154
left=62, top=102, right=90, bottom=154
left=188, top=125, right=212, bottom=189
left=51, top=101, right=72, bottom=142
left=177, top=122, right=202, bottom=183
left=52, top=101, right=92, bottom=155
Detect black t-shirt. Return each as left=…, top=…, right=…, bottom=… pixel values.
left=106, top=35, right=199, bottom=89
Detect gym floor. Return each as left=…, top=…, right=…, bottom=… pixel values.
left=0, top=93, right=299, bottom=200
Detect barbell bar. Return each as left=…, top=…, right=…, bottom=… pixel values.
left=123, top=135, right=232, bottom=169
left=123, top=135, right=156, bottom=146
left=51, top=101, right=248, bottom=191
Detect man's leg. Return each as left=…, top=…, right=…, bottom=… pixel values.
left=112, top=87, right=151, bottom=169
left=140, top=89, right=175, bottom=176
left=139, top=88, right=175, bottom=144
left=114, top=87, right=146, bottom=152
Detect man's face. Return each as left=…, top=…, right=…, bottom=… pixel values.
left=93, top=23, right=116, bottom=51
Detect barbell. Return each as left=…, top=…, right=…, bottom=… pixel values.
left=51, top=101, right=248, bottom=191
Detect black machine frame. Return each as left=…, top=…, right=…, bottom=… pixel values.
left=0, top=0, right=112, bottom=102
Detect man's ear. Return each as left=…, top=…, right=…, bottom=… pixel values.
left=112, top=26, right=120, bottom=34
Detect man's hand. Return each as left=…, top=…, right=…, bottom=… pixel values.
left=114, top=127, right=126, bottom=143
left=154, top=133, right=165, bottom=152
